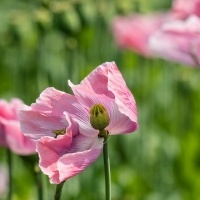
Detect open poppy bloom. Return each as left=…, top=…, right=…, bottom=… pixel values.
left=0, top=98, right=36, bottom=155
left=111, top=13, right=172, bottom=56
left=149, top=15, right=200, bottom=67
left=19, top=62, right=138, bottom=184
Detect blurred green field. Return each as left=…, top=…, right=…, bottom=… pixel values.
left=1, top=0, right=200, bottom=200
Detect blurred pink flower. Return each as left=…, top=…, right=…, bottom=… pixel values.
left=19, top=62, right=138, bottom=184
left=149, top=15, right=200, bottom=67
left=172, top=0, right=200, bottom=19
left=0, top=165, right=8, bottom=196
left=111, top=13, right=172, bottom=56
left=0, top=99, right=36, bottom=155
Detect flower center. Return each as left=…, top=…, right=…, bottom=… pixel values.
left=52, top=128, right=66, bottom=138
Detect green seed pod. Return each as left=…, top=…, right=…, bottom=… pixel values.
left=90, top=104, right=110, bottom=131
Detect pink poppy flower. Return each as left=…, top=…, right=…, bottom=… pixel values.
left=111, top=13, right=172, bottom=56
left=19, top=62, right=138, bottom=184
left=0, top=98, right=36, bottom=155
left=172, top=0, right=200, bottom=19
left=149, top=15, right=200, bottom=67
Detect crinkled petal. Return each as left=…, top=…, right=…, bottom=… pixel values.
left=30, top=87, right=81, bottom=116
left=37, top=129, right=72, bottom=184
left=37, top=138, right=60, bottom=184
left=65, top=133, right=103, bottom=153
left=79, top=92, right=137, bottom=134
left=107, top=62, right=138, bottom=127
left=57, top=147, right=102, bottom=183
left=21, top=87, right=96, bottom=138
left=19, top=105, right=71, bottom=140
left=37, top=127, right=102, bottom=184
left=69, top=63, right=138, bottom=134
left=68, top=63, right=114, bottom=98
left=107, top=100, right=138, bottom=134
left=4, top=121, right=36, bottom=155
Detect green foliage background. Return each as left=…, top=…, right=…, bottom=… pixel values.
left=0, top=0, right=200, bottom=200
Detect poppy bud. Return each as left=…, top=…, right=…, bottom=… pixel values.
left=90, top=104, right=110, bottom=131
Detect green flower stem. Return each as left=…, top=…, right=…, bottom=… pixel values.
left=35, top=168, right=44, bottom=200
left=103, top=135, right=111, bottom=200
left=7, top=149, right=12, bottom=200
left=54, top=181, right=65, bottom=200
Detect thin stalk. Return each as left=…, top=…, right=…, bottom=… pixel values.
left=35, top=168, right=44, bottom=200
left=54, top=181, right=65, bottom=200
left=103, top=135, right=111, bottom=200
left=7, top=149, right=12, bottom=200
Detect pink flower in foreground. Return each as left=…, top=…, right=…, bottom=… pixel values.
left=149, top=15, right=200, bottom=67
left=172, top=0, right=200, bottom=19
left=19, top=62, right=138, bottom=184
left=111, top=13, right=172, bottom=56
left=0, top=99, right=36, bottom=155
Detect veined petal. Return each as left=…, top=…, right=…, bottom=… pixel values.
left=30, top=87, right=88, bottom=125
left=37, top=130, right=72, bottom=184
left=31, top=87, right=80, bottom=116
left=107, top=62, right=138, bottom=128
left=67, top=89, right=138, bottom=134
left=19, top=105, right=71, bottom=140
left=37, top=138, right=60, bottom=183
left=57, top=147, right=102, bottom=183
left=4, top=121, right=36, bottom=155
left=65, top=133, right=103, bottom=153
left=68, top=62, right=114, bottom=98
left=69, top=62, right=138, bottom=133
left=22, top=87, right=96, bottom=138
left=106, top=101, right=138, bottom=134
